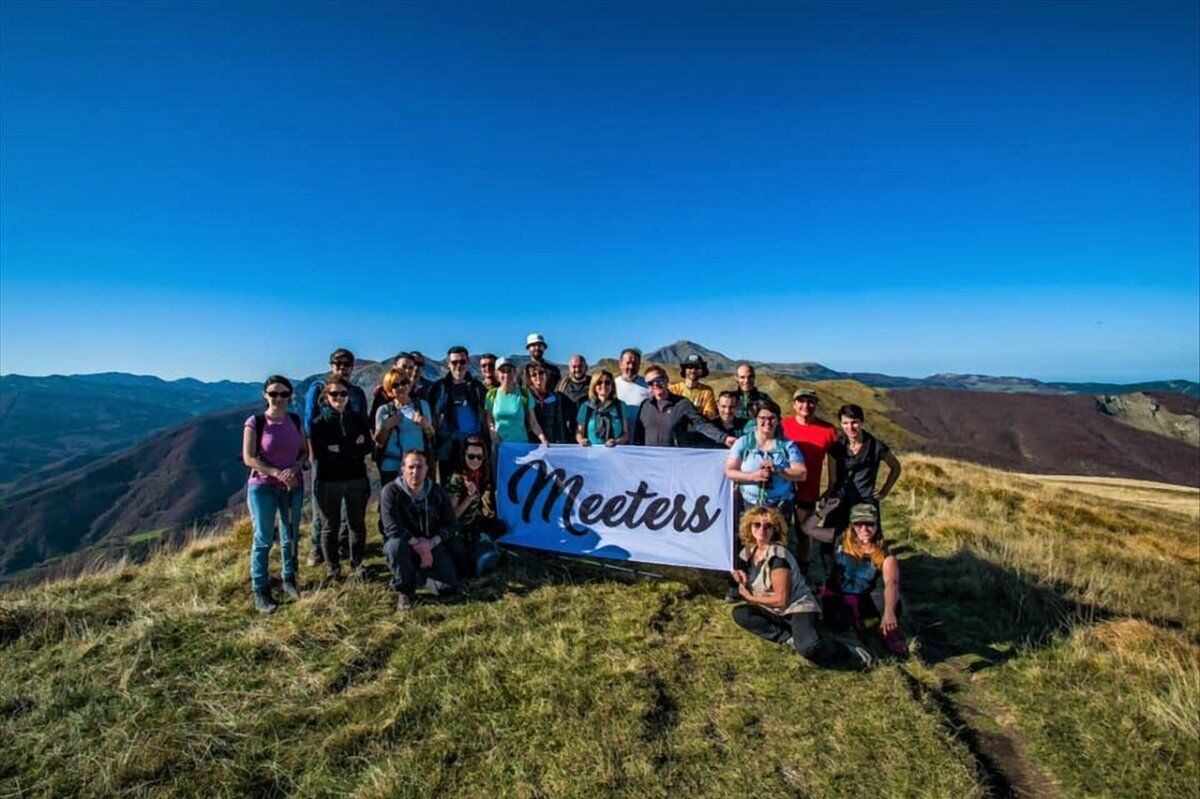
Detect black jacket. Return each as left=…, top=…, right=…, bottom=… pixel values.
left=531, top=390, right=575, bottom=443
left=380, top=478, right=457, bottom=542
left=309, top=409, right=373, bottom=482
left=558, top=377, right=591, bottom=408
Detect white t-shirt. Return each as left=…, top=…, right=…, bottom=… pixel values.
left=615, top=375, right=650, bottom=432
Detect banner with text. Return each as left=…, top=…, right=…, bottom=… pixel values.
left=496, top=443, right=733, bottom=571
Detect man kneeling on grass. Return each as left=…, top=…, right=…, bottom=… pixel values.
left=380, top=450, right=460, bottom=611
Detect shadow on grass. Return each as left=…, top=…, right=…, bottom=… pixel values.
left=897, top=547, right=1186, bottom=671
left=458, top=544, right=727, bottom=605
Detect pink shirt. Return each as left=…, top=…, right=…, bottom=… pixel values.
left=245, top=414, right=304, bottom=488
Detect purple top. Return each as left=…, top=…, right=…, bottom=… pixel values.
left=245, top=414, right=305, bottom=488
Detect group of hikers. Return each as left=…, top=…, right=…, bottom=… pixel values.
left=242, top=334, right=904, bottom=669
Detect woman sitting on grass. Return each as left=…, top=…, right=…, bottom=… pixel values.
left=445, top=435, right=505, bottom=578
left=731, top=505, right=872, bottom=670
left=801, top=501, right=905, bottom=655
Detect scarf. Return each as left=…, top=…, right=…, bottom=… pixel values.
left=589, top=398, right=617, bottom=441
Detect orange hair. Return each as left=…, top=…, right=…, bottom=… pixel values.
left=840, top=526, right=889, bottom=569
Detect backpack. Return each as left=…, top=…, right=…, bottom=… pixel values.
left=250, top=412, right=304, bottom=476
left=739, top=431, right=789, bottom=462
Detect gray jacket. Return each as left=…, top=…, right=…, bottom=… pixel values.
left=633, top=393, right=729, bottom=448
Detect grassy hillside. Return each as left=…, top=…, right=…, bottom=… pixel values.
left=2, top=455, right=1195, bottom=798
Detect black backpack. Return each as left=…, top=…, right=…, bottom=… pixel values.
left=248, top=412, right=304, bottom=474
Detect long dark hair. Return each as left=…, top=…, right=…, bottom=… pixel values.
left=456, top=435, right=492, bottom=487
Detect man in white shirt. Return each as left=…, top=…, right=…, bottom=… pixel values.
left=614, top=347, right=650, bottom=433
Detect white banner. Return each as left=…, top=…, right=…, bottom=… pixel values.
left=495, top=443, right=734, bottom=571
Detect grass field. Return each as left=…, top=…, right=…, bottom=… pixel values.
left=1, top=454, right=1196, bottom=798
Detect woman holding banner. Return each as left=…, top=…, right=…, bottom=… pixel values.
left=731, top=506, right=872, bottom=670
left=575, top=370, right=628, bottom=447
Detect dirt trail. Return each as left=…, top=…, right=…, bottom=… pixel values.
left=902, top=660, right=1062, bottom=799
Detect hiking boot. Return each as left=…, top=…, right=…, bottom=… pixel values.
left=724, top=586, right=741, bottom=603
left=281, top=579, right=301, bottom=599
left=850, top=645, right=874, bottom=670
left=395, top=593, right=415, bottom=612
left=254, top=589, right=277, bottom=614
left=307, top=550, right=324, bottom=568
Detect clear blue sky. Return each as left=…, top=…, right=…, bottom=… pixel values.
left=2, top=0, right=1196, bottom=383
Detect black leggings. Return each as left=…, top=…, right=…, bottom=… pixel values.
left=731, top=605, right=863, bottom=670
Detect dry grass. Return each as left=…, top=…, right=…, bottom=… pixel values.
left=1015, top=473, right=1200, bottom=519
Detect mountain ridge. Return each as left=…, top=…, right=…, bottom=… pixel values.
left=642, top=340, right=1200, bottom=396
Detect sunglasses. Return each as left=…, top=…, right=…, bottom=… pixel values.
left=449, top=359, right=468, bottom=366
left=395, top=379, right=411, bottom=387
left=464, top=453, right=485, bottom=462
left=327, top=390, right=349, bottom=398
left=266, top=390, right=292, bottom=398
left=647, top=377, right=668, bottom=387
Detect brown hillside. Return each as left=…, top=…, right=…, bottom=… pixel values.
left=0, top=403, right=255, bottom=578
left=886, top=389, right=1199, bottom=487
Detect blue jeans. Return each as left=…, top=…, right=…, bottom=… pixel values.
left=248, top=482, right=304, bottom=591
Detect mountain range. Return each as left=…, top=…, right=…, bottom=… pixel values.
left=642, top=340, right=1200, bottom=396
left=0, top=373, right=261, bottom=496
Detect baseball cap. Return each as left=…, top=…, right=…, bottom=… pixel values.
left=849, top=504, right=879, bottom=524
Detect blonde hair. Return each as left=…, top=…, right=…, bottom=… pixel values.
left=382, top=368, right=411, bottom=398
left=737, top=505, right=787, bottom=551
left=587, top=370, right=617, bottom=403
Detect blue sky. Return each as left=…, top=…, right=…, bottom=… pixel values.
left=1, top=0, right=1196, bottom=382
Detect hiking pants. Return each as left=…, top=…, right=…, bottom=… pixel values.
left=382, top=536, right=460, bottom=597
left=308, top=460, right=351, bottom=555
left=731, top=604, right=861, bottom=670
left=247, top=483, right=304, bottom=592
left=315, top=476, right=370, bottom=572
